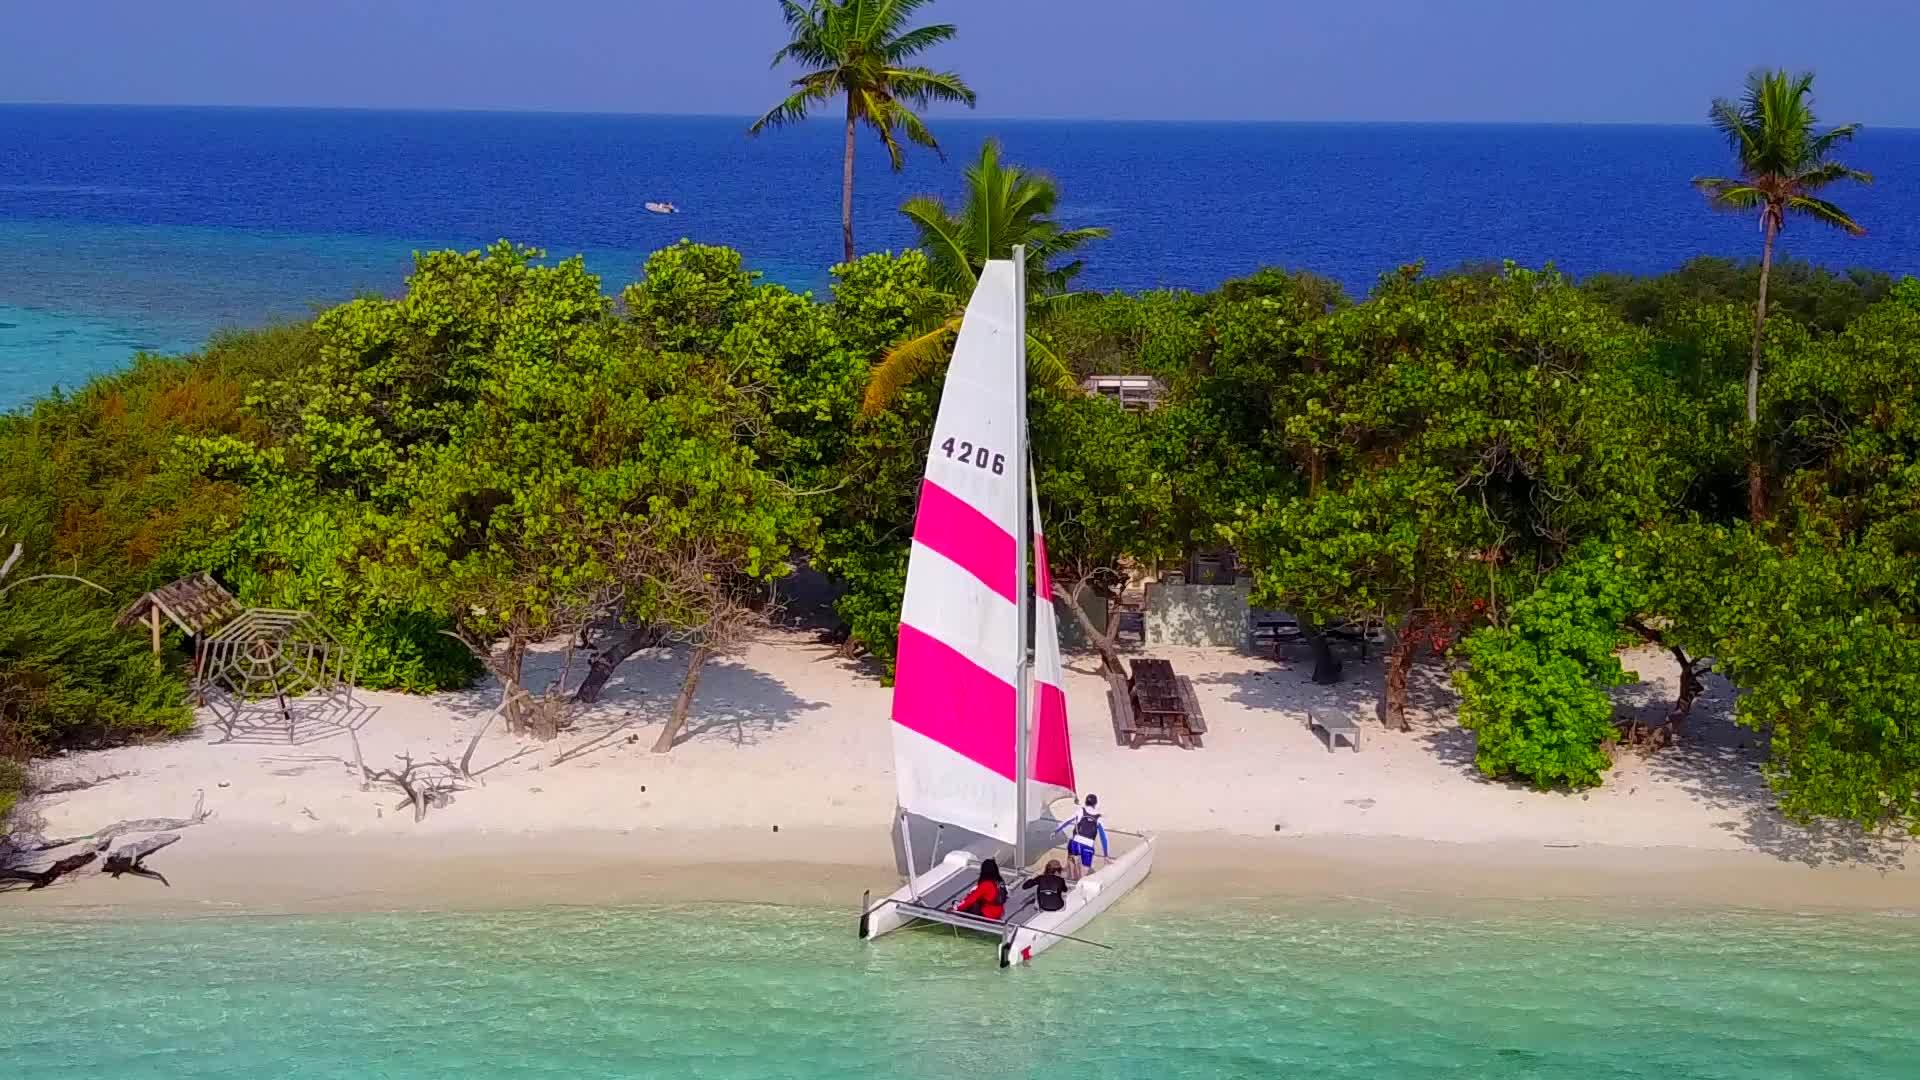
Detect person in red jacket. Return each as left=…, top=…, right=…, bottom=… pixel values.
left=953, top=858, right=1007, bottom=921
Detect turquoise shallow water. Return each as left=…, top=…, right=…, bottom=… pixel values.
left=3, top=903, right=1917, bottom=1078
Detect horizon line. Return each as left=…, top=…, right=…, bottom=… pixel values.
left=9, top=99, right=1893, bottom=130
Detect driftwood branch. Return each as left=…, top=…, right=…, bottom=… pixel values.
left=362, top=754, right=465, bottom=822
left=35, top=770, right=136, bottom=795
left=0, top=572, right=113, bottom=601
left=27, top=789, right=210, bottom=851
left=103, top=834, right=180, bottom=885
left=3, top=794, right=207, bottom=891
left=2, top=850, right=99, bottom=890
left=457, top=707, right=498, bottom=780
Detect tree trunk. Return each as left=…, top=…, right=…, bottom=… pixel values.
left=1746, top=215, right=1778, bottom=521
left=1669, top=645, right=1704, bottom=728
left=1054, top=580, right=1126, bottom=676
left=501, top=635, right=531, bottom=734
left=841, top=99, right=857, bottom=264
left=1380, top=630, right=1419, bottom=732
left=574, top=624, right=667, bottom=704
left=652, top=645, right=713, bottom=754
left=1298, top=615, right=1342, bottom=685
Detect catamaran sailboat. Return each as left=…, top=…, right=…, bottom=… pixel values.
left=857, top=249, right=1155, bottom=967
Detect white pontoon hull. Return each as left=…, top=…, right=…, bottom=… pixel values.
left=1004, top=836, right=1154, bottom=966
left=859, top=838, right=1155, bottom=967
left=860, top=851, right=976, bottom=942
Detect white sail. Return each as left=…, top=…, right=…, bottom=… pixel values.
left=890, top=261, right=1027, bottom=843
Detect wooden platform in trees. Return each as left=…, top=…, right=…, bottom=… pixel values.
left=115, top=572, right=240, bottom=659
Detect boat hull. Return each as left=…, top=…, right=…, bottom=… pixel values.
left=860, top=851, right=976, bottom=941
left=1003, top=835, right=1155, bottom=966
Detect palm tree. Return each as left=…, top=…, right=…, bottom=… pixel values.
left=1693, top=69, right=1871, bottom=518
left=749, top=0, right=976, bottom=264
left=863, top=140, right=1110, bottom=414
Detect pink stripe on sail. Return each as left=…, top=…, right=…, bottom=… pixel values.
left=893, top=623, right=1015, bottom=779
left=913, top=480, right=1017, bottom=603
left=1031, top=681, right=1075, bottom=791
left=1033, top=530, right=1054, bottom=598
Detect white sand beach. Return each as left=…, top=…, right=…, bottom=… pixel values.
left=8, top=632, right=1916, bottom=915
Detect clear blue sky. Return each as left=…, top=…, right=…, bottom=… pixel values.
left=7, top=0, right=1918, bottom=125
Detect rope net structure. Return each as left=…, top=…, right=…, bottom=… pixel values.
left=194, top=609, right=371, bottom=745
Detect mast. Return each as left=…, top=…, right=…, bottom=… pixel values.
left=1012, top=244, right=1030, bottom=870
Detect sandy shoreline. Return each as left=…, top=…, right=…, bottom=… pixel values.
left=7, top=825, right=1920, bottom=919
left=8, top=632, right=1917, bottom=920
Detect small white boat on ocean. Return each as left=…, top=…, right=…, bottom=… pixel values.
left=644, top=201, right=678, bottom=215
left=856, top=249, right=1155, bottom=967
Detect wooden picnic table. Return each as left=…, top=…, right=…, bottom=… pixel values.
left=1118, top=658, right=1205, bottom=749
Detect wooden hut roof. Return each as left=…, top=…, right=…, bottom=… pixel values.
left=115, top=572, right=241, bottom=636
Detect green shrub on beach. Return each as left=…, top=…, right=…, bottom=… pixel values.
left=1454, top=549, right=1642, bottom=789
left=0, top=585, right=193, bottom=757
left=0, top=756, right=25, bottom=821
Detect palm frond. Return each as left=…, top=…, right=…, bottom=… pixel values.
left=1029, top=289, right=1101, bottom=319
left=899, top=194, right=976, bottom=292
left=1786, top=195, right=1867, bottom=236
left=1706, top=98, right=1756, bottom=161
left=860, top=92, right=909, bottom=170
left=1692, top=177, right=1764, bottom=211
left=1796, top=160, right=1874, bottom=191
left=1025, top=333, right=1079, bottom=391
left=864, top=317, right=959, bottom=414
left=884, top=67, right=978, bottom=109
left=892, top=102, right=943, bottom=157
left=881, top=23, right=958, bottom=60
left=867, top=0, right=938, bottom=38
left=1809, top=122, right=1862, bottom=160
left=748, top=76, right=837, bottom=134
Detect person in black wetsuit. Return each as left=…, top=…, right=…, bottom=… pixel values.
left=1019, top=859, right=1071, bottom=912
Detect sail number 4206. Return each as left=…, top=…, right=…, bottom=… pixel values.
left=940, top=438, right=1005, bottom=475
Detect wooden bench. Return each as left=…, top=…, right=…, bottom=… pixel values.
left=1307, top=711, right=1359, bottom=752
left=1114, top=609, right=1146, bottom=648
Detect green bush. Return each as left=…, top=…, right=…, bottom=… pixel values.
left=344, top=608, right=485, bottom=693
left=0, top=585, right=193, bottom=756
left=0, top=757, right=25, bottom=821
left=1454, top=549, right=1640, bottom=789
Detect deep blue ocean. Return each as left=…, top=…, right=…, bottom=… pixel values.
left=3, top=105, right=1918, bottom=407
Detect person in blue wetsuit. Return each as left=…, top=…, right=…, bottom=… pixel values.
left=1053, top=794, right=1109, bottom=881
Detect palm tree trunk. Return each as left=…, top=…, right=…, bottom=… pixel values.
left=1746, top=214, right=1778, bottom=520
left=841, top=98, right=857, bottom=264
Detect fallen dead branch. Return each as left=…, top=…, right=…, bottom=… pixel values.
left=2, top=792, right=208, bottom=892
left=362, top=754, right=465, bottom=822
left=35, top=770, right=137, bottom=795
left=102, top=833, right=180, bottom=885
left=2, top=850, right=98, bottom=890
left=26, top=789, right=210, bottom=851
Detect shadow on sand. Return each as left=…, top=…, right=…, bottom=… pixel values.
left=1611, top=673, right=1906, bottom=870
left=437, top=642, right=830, bottom=763
left=1184, top=640, right=1908, bottom=870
